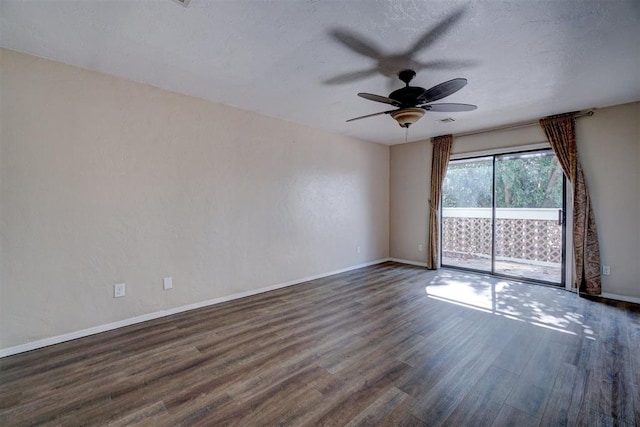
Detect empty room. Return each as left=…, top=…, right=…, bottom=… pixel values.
left=1, top=0, right=639, bottom=425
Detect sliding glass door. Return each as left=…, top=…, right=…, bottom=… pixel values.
left=441, top=156, right=494, bottom=272
left=441, top=149, right=565, bottom=286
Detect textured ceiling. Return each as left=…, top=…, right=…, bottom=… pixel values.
left=1, top=0, right=639, bottom=145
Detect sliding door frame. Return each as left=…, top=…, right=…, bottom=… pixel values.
left=440, top=143, right=567, bottom=287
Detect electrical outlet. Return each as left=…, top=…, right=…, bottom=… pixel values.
left=163, top=277, right=173, bottom=290
left=418, top=244, right=423, bottom=252
left=114, top=283, right=125, bottom=298
left=356, top=245, right=361, bottom=254
left=602, top=265, right=611, bottom=276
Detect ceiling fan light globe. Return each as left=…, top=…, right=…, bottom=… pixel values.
left=390, top=108, right=425, bottom=128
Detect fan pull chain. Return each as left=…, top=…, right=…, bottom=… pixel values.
left=405, top=127, right=408, bottom=143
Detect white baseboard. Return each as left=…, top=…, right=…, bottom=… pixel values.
left=599, top=292, right=640, bottom=305
left=388, top=257, right=427, bottom=267
left=0, top=258, right=389, bottom=358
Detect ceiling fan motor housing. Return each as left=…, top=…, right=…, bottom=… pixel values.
left=389, top=86, right=428, bottom=107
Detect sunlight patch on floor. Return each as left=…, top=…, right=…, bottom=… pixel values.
left=425, top=271, right=595, bottom=338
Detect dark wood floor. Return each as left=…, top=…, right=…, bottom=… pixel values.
left=1, top=262, right=638, bottom=426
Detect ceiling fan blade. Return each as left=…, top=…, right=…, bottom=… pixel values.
left=324, top=68, right=378, bottom=85
left=421, top=103, right=477, bottom=112
left=406, top=8, right=466, bottom=55
left=358, top=93, right=401, bottom=106
left=346, top=109, right=396, bottom=122
left=330, top=28, right=383, bottom=59
left=421, top=78, right=467, bottom=103
left=415, top=59, right=479, bottom=71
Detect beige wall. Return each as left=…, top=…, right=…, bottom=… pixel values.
left=389, top=140, right=431, bottom=263
left=0, top=49, right=390, bottom=349
left=390, top=102, right=640, bottom=299
left=577, top=103, right=640, bottom=298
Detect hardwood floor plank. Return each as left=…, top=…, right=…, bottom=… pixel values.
left=374, top=394, right=425, bottom=427
left=492, top=322, right=543, bottom=375
left=539, top=361, right=581, bottom=426
left=491, top=404, right=541, bottom=427
left=442, top=365, right=518, bottom=427
left=1, top=262, right=638, bottom=426
left=396, top=316, right=494, bottom=400
left=623, top=305, right=640, bottom=427
left=313, top=361, right=412, bottom=425
left=410, top=341, right=502, bottom=425
left=504, top=378, right=552, bottom=418
left=343, top=387, right=409, bottom=427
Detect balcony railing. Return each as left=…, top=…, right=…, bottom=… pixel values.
left=442, top=208, right=562, bottom=265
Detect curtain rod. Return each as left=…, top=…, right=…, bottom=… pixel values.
left=453, top=109, right=595, bottom=139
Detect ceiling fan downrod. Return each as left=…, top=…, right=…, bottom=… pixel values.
left=398, top=69, right=416, bottom=86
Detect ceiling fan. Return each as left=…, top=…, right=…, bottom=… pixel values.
left=347, top=69, right=477, bottom=128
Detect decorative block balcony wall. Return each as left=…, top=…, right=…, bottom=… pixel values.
left=442, top=208, right=562, bottom=264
